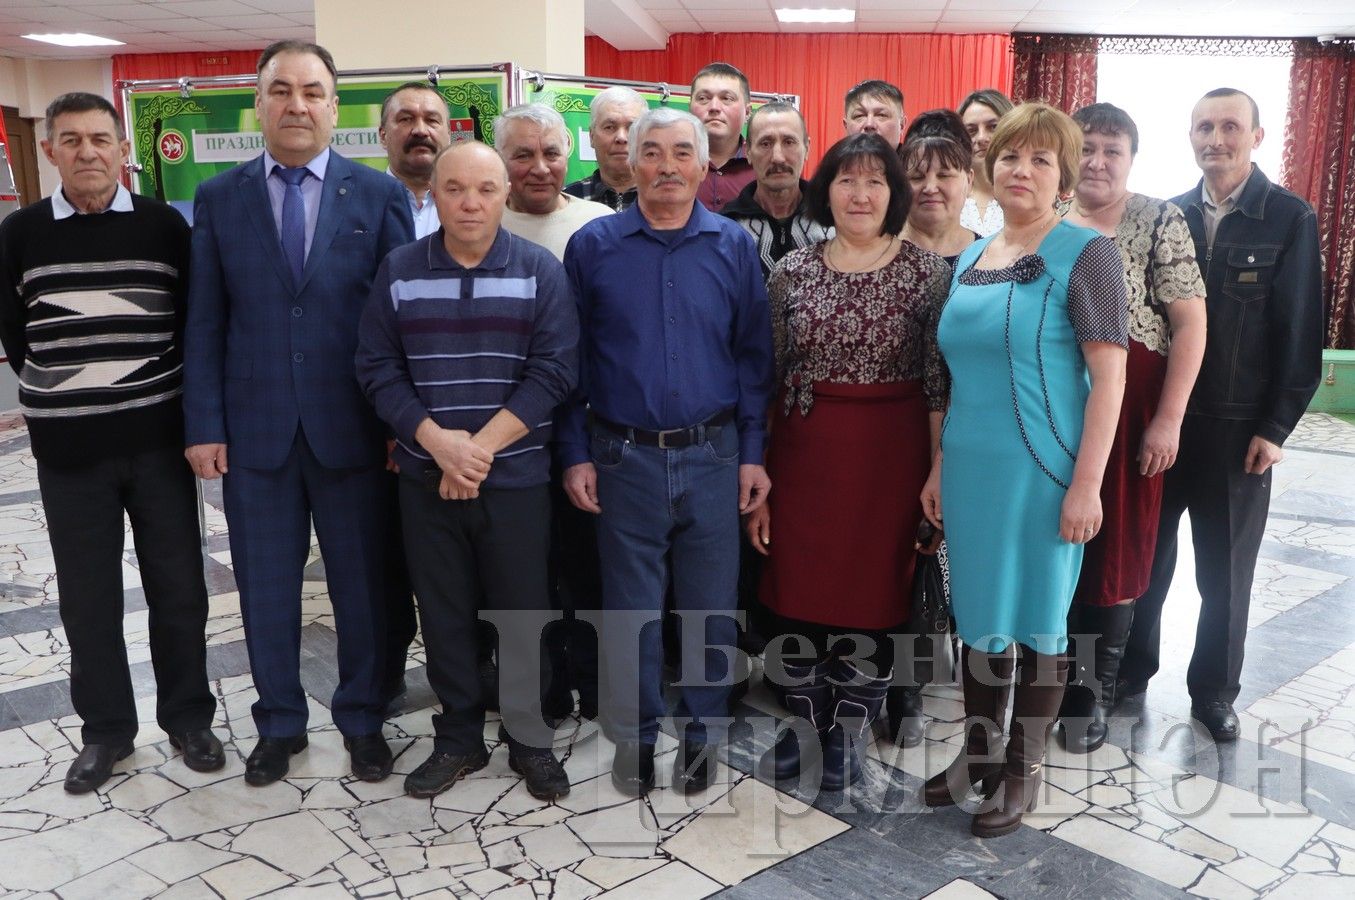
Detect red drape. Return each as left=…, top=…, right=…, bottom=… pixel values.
left=111, top=50, right=262, bottom=85
left=1010, top=34, right=1098, bottom=114
left=585, top=33, right=1013, bottom=172
left=1281, top=39, right=1355, bottom=349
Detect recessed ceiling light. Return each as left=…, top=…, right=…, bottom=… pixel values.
left=775, top=8, right=856, bottom=24
left=22, top=33, right=126, bottom=48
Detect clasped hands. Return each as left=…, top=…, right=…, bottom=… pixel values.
left=419, top=421, right=493, bottom=501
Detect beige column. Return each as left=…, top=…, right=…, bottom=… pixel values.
left=315, top=0, right=585, bottom=75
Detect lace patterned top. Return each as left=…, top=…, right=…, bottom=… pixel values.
left=961, top=196, right=1004, bottom=237
left=767, top=240, right=952, bottom=417
left=1110, top=193, right=1205, bottom=356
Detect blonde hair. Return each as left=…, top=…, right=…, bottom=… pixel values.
left=984, top=101, right=1082, bottom=194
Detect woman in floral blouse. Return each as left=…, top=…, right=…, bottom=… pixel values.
left=747, top=133, right=951, bottom=792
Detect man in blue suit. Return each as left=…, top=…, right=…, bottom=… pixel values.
left=184, top=40, right=414, bottom=786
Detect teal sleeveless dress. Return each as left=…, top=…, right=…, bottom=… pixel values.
left=937, top=220, right=1125, bottom=655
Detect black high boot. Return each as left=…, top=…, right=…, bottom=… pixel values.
left=1059, top=603, right=1135, bottom=754
left=884, top=685, right=926, bottom=747
left=923, top=645, right=1015, bottom=807
left=821, top=658, right=890, bottom=791
left=972, top=648, right=1069, bottom=838
left=759, top=659, right=832, bottom=781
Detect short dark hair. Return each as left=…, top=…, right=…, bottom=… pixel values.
left=747, top=100, right=806, bottom=140
left=691, top=62, right=750, bottom=103
left=903, top=109, right=972, bottom=155
left=844, top=79, right=903, bottom=115
left=901, top=135, right=972, bottom=181
left=380, top=81, right=448, bottom=128
left=256, top=40, right=338, bottom=92
left=1199, top=87, right=1260, bottom=129
left=806, top=133, right=911, bottom=236
left=1072, top=102, right=1139, bottom=155
left=958, top=88, right=1014, bottom=119
left=44, top=92, right=123, bottom=140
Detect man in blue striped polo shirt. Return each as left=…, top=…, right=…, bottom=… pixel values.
left=356, top=140, right=579, bottom=801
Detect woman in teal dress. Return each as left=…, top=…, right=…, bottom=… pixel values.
left=920, top=103, right=1128, bottom=838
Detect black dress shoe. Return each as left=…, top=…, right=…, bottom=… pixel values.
left=345, top=733, right=394, bottom=782
left=245, top=735, right=308, bottom=786
left=509, top=747, right=571, bottom=800
left=169, top=728, right=226, bottom=773
left=1191, top=700, right=1240, bottom=743
left=65, top=742, right=134, bottom=794
left=672, top=739, right=714, bottom=795
left=404, top=746, right=490, bottom=798
left=610, top=740, right=656, bottom=796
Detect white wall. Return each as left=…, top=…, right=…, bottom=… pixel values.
left=0, top=56, right=115, bottom=197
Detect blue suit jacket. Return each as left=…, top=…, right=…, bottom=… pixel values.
left=184, top=152, right=415, bottom=469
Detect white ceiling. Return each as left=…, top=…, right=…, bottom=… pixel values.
left=0, top=0, right=1352, bottom=59
left=602, top=0, right=1355, bottom=46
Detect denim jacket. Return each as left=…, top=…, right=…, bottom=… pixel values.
left=1170, top=166, right=1323, bottom=446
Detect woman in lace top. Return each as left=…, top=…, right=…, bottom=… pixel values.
left=958, top=89, right=1014, bottom=236
left=1055, top=103, right=1207, bottom=755
left=747, top=133, right=950, bottom=793
left=924, top=103, right=1127, bottom=837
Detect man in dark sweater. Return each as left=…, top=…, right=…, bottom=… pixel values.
left=0, top=92, right=220, bottom=793
left=356, top=140, right=578, bottom=801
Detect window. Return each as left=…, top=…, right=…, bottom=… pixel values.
left=1096, top=52, right=1291, bottom=200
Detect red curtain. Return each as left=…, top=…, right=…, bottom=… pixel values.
left=1282, top=39, right=1355, bottom=349
left=585, top=33, right=1013, bottom=172
left=111, top=50, right=262, bottom=85
left=1010, top=34, right=1098, bottom=114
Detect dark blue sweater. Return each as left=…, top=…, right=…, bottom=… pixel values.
left=356, top=228, right=579, bottom=488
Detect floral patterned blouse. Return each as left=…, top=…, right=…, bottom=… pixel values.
left=1112, top=193, right=1206, bottom=356
left=766, top=239, right=952, bottom=417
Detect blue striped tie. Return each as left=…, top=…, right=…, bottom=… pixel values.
left=277, top=166, right=309, bottom=286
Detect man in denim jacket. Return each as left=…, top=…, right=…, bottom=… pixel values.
left=1120, top=88, right=1322, bottom=742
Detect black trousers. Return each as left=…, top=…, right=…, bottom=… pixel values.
left=381, top=470, right=418, bottom=698
left=548, top=474, right=601, bottom=708
left=399, top=478, right=558, bottom=753
left=37, top=444, right=215, bottom=745
left=1122, top=415, right=1272, bottom=704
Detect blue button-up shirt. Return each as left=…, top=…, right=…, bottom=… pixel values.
left=263, top=147, right=329, bottom=260
left=387, top=167, right=441, bottom=239
left=559, top=201, right=773, bottom=467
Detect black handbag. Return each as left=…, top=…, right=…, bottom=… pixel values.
left=913, top=550, right=950, bottom=634
left=912, top=521, right=952, bottom=634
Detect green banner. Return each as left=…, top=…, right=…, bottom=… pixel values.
left=128, top=73, right=507, bottom=207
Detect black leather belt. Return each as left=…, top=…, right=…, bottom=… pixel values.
left=594, top=410, right=734, bottom=449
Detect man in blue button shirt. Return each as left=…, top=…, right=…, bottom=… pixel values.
left=560, top=107, right=774, bottom=797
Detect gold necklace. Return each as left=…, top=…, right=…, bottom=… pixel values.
left=827, top=235, right=896, bottom=273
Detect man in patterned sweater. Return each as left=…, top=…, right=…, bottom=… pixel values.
left=356, top=140, right=578, bottom=801
left=0, top=92, right=220, bottom=793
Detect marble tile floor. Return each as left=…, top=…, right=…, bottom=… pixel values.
left=0, top=413, right=1353, bottom=899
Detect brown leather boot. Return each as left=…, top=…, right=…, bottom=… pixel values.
left=972, top=648, right=1069, bottom=838
left=922, top=645, right=1015, bottom=807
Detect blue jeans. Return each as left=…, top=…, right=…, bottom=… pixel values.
left=591, top=422, right=741, bottom=745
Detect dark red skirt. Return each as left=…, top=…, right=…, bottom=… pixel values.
left=1074, top=339, right=1168, bottom=607
left=759, top=381, right=932, bottom=631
